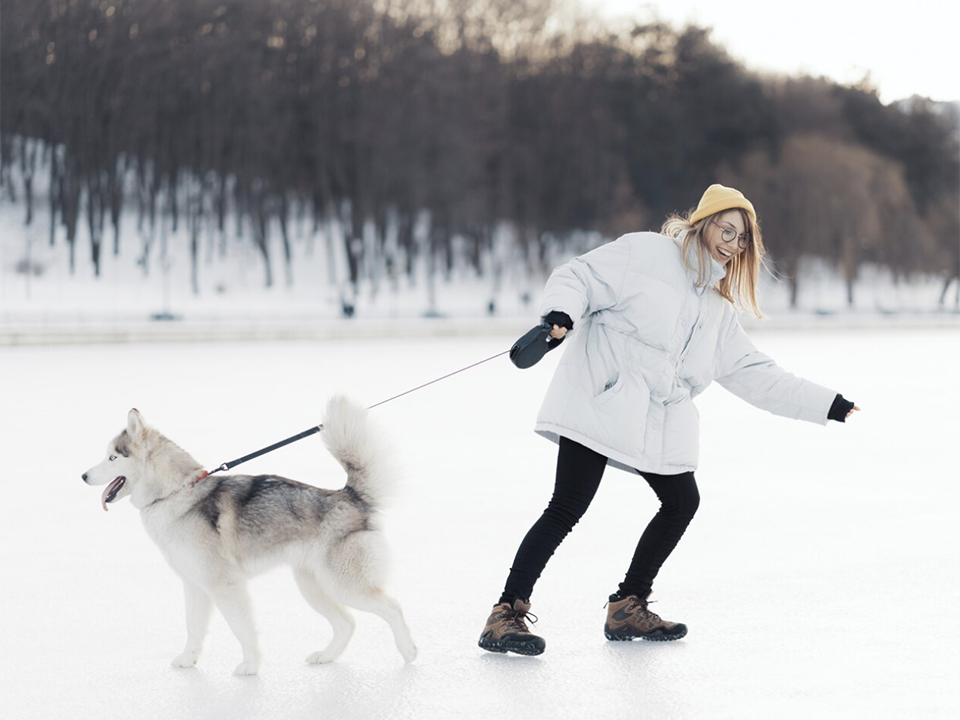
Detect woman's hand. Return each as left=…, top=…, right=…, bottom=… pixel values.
left=544, top=311, right=573, bottom=341
left=828, top=394, right=859, bottom=423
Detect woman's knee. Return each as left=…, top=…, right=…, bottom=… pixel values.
left=648, top=471, right=699, bottom=522
left=678, top=486, right=700, bottom=522
left=672, top=473, right=700, bottom=520
left=543, top=494, right=592, bottom=529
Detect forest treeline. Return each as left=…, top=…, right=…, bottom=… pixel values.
left=2, top=0, right=958, bottom=311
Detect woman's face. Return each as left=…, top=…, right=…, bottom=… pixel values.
left=703, top=210, right=748, bottom=266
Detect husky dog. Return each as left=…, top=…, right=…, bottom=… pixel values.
left=82, top=396, right=417, bottom=675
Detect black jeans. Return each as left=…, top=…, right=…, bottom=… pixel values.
left=500, top=436, right=700, bottom=604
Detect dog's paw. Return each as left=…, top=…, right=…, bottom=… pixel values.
left=171, top=651, right=199, bottom=668
left=305, top=650, right=338, bottom=665
left=232, top=660, right=260, bottom=676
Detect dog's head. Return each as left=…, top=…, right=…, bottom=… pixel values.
left=82, top=409, right=200, bottom=512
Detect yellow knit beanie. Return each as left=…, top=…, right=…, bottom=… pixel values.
left=690, top=184, right=756, bottom=224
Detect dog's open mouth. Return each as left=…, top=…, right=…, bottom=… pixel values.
left=101, top=476, right=126, bottom=512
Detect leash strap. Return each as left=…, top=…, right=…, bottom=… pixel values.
left=203, top=348, right=510, bottom=478
left=205, top=425, right=324, bottom=476
left=367, top=349, right=510, bottom=409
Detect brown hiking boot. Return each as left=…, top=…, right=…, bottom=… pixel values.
left=478, top=599, right=546, bottom=656
left=604, top=594, right=688, bottom=642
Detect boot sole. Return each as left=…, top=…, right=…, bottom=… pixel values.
left=604, top=624, right=688, bottom=642
left=478, top=636, right=546, bottom=656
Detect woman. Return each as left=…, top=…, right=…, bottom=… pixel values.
left=478, top=184, right=860, bottom=656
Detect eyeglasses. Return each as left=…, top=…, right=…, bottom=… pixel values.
left=711, top=219, right=750, bottom=249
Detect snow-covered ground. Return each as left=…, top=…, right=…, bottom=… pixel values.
left=1, top=327, right=957, bottom=719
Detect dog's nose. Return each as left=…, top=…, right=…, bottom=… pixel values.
left=82, top=473, right=88, bottom=483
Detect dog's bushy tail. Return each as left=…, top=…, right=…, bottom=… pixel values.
left=321, top=395, right=396, bottom=507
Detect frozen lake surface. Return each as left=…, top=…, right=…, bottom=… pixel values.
left=1, top=326, right=957, bottom=719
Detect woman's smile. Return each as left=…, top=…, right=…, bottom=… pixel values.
left=704, top=210, right=747, bottom=265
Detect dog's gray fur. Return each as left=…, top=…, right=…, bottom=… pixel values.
left=82, top=395, right=416, bottom=675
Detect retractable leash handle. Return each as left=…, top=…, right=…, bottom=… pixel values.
left=509, top=321, right=565, bottom=369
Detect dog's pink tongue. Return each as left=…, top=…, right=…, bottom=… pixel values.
left=101, top=477, right=125, bottom=512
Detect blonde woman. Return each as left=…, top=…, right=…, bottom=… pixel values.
left=480, top=184, right=860, bottom=655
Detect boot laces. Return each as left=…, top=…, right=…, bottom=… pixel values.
left=627, top=597, right=662, bottom=624
left=501, top=606, right=538, bottom=632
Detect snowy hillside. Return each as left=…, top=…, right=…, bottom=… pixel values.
left=1, top=165, right=955, bottom=343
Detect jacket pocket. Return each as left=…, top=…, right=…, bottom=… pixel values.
left=587, top=370, right=651, bottom=460
left=592, top=374, right=624, bottom=406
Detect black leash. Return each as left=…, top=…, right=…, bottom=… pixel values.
left=199, top=348, right=512, bottom=479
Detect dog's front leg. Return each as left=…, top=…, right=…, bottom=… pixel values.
left=210, top=583, right=261, bottom=676
left=171, top=581, right=212, bottom=669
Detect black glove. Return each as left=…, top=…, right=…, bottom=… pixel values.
left=509, top=311, right=574, bottom=369
left=827, top=393, right=855, bottom=422
left=542, top=311, right=573, bottom=350
left=544, top=311, right=573, bottom=331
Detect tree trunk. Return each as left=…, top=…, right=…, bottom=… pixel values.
left=937, top=278, right=947, bottom=307
left=278, top=194, right=293, bottom=287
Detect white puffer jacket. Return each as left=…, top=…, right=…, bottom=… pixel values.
left=535, top=231, right=837, bottom=474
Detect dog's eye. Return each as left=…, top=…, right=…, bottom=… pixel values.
left=109, top=454, right=117, bottom=461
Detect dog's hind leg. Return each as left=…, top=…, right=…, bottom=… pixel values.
left=209, top=583, right=260, bottom=676
left=294, top=570, right=356, bottom=664
left=171, top=581, right=212, bottom=669
left=345, top=588, right=418, bottom=663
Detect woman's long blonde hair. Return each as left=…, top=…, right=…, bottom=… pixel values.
left=661, top=207, right=767, bottom=318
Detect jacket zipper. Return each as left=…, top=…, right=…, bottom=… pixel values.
left=677, top=295, right=704, bottom=367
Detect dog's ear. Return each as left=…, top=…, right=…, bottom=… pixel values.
left=127, top=408, right=146, bottom=438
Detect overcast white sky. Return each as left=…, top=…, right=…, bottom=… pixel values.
left=581, top=0, right=959, bottom=104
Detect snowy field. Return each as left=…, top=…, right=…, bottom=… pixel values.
left=1, top=326, right=958, bottom=720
